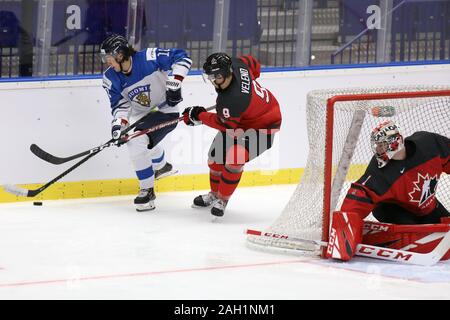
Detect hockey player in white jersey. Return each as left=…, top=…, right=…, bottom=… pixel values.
left=100, top=34, right=192, bottom=212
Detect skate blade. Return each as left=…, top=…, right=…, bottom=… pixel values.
left=135, top=201, right=155, bottom=212
left=191, top=203, right=212, bottom=209
left=155, top=170, right=178, bottom=180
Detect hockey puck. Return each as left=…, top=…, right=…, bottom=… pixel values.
left=33, top=201, right=43, bottom=206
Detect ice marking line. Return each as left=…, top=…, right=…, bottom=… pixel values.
left=0, top=259, right=311, bottom=288
left=1, top=258, right=447, bottom=288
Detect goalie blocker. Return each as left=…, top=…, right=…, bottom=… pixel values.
left=325, top=211, right=450, bottom=262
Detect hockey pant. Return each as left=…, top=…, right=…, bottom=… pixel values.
left=127, top=111, right=179, bottom=189
left=207, top=130, right=275, bottom=201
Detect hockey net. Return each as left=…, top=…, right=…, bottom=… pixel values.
left=247, top=85, right=450, bottom=256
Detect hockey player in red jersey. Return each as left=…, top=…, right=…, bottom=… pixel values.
left=326, top=121, right=450, bottom=261
left=182, top=53, right=282, bottom=217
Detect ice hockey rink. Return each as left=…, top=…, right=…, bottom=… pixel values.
left=0, top=184, right=449, bottom=300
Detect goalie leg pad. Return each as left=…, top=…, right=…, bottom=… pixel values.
left=363, top=221, right=450, bottom=261
left=326, top=211, right=363, bottom=261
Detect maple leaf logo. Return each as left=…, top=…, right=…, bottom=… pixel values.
left=408, top=173, right=438, bottom=206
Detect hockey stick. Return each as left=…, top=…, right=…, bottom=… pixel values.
left=30, top=105, right=216, bottom=164
left=3, top=105, right=216, bottom=197
left=30, top=103, right=165, bottom=165
left=4, top=150, right=100, bottom=197
left=118, top=105, right=216, bottom=145
left=246, top=229, right=450, bottom=266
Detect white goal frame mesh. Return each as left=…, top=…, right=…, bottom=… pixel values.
left=247, top=85, right=450, bottom=256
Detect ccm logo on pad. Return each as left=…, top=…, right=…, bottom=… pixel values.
left=357, top=246, right=413, bottom=261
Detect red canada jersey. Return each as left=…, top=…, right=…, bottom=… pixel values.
left=198, top=55, right=282, bottom=132
left=341, top=131, right=450, bottom=219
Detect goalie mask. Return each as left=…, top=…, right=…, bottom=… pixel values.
left=202, top=52, right=233, bottom=84
left=100, top=34, right=131, bottom=63
left=370, top=121, right=404, bottom=168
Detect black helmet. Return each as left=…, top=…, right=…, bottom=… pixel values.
left=203, top=52, right=232, bottom=79
left=100, top=34, right=131, bottom=62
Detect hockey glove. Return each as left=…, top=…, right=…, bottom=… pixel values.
left=111, top=117, right=129, bottom=141
left=166, top=79, right=183, bottom=107
left=325, top=211, right=363, bottom=261
left=183, top=106, right=206, bottom=126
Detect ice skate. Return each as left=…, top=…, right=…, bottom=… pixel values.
left=192, top=192, right=218, bottom=208
left=155, top=162, right=178, bottom=180
left=134, top=188, right=156, bottom=212
left=211, top=198, right=228, bottom=217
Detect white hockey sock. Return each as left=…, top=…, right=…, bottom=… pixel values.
left=127, top=134, right=154, bottom=189
left=150, top=145, right=166, bottom=170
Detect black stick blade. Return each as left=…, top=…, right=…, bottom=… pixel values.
left=30, top=144, right=71, bottom=165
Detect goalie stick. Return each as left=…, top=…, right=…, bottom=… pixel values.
left=246, top=228, right=450, bottom=266
left=3, top=105, right=216, bottom=197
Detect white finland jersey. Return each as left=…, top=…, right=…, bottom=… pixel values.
left=102, top=47, right=192, bottom=120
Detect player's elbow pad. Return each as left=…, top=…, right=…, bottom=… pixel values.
left=325, top=211, right=363, bottom=261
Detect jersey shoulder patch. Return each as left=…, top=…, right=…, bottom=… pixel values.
left=146, top=48, right=157, bottom=61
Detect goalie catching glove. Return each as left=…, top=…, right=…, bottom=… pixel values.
left=111, top=117, right=129, bottom=140
left=325, top=211, right=363, bottom=261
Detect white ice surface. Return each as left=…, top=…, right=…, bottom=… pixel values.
left=0, top=185, right=449, bottom=300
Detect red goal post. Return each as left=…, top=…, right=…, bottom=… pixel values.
left=248, top=86, right=450, bottom=257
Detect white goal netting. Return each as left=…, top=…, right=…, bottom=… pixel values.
left=248, top=85, right=450, bottom=255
